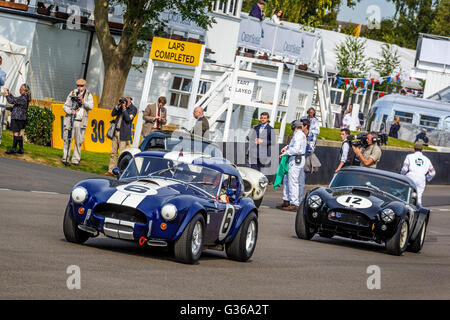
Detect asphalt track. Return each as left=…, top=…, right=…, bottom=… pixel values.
left=0, top=156, right=449, bottom=299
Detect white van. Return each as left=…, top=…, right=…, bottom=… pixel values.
left=366, top=94, right=450, bottom=147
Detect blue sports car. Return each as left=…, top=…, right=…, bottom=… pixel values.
left=63, top=151, right=258, bottom=264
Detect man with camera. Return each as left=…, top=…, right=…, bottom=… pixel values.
left=352, top=132, right=382, bottom=169
left=106, top=95, right=137, bottom=176
left=62, top=79, right=94, bottom=166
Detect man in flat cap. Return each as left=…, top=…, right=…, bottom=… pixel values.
left=62, top=78, right=94, bottom=166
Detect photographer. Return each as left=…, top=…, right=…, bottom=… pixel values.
left=352, top=132, right=382, bottom=169
left=106, top=95, right=137, bottom=176
left=4, top=84, right=31, bottom=155
left=61, top=79, right=94, bottom=166
left=335, top=128, right=356, bottom=172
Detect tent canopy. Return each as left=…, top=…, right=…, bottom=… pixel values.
left=0, top=35, right=28, bottom=98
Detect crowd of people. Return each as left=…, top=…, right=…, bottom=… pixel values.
left=0, top=49, right=436, bottom=206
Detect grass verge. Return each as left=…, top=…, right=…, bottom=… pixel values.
left=0, top=130, right=109, bottom=174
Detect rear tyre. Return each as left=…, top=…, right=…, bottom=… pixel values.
left=407, top=219, right=427, bottom=253
left=118, top=153, right=132, bottom=172
left=295, top=202, right=315, bottom=240
left=386, top=218, right=409, bottom=256
left=226, top=212, right=258, bottom=262
left=253, top=198, right=263, bottom=208
left=63, top=203, right=90, bottom=244
left=174, top=214, right=205, bottom=264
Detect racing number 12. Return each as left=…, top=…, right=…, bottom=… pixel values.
left=345, top=196, right=362, bottom=205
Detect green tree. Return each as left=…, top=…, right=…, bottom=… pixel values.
left=431, top=0, right=450, bottom=36
left=94, top=0, right=215, bottom=108
left=362, top=0, right=441, bottom=49
left=334, top=36, right=368, bottom=97
left=371, top=44, right=401, bottom=93
left=242, top=0, right=359, bottom=27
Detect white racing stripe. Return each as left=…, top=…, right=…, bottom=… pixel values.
left=106, top=179, right=180, bottom=208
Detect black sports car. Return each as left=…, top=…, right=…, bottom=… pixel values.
left=295, top=167, right=430, bottom=255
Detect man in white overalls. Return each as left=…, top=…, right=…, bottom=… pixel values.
left=280, top=120, right=307, bottom=212
left=401, top=142, right=435, bottom=205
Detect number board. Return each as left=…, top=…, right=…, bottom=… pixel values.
left=51, top=103, right=138, bottom=153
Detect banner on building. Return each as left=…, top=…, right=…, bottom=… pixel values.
left=237, top=16, right=317, bottom=65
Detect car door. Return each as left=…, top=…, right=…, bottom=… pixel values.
left=204, top=175, right=240, bottom=244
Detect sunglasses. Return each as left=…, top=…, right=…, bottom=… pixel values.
left=76, top=84, right=85, bottom=87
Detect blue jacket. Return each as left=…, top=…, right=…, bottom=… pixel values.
left=249, top=4, right=264, bottom=20
left=305, top=132, right=317, bottom=157
left=251, top=123, right=274, bottom=158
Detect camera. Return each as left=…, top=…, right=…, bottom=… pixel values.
left=349, top=132, right=369, bottom=148
left=70, top=89, right=82, bottom=110
left=119, top=97, right=127, bottom=105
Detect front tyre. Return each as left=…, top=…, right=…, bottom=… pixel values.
left=63, top=203, right=90, bottom=244
left=408, top=219, right=428, bottom=253
left=174, top=214, right=205, bottom=264
left=226, top=212, right=258, bottom=262
left=386, top=218, right=409, bottom=256
left=295, top=201, right=315, bottom=240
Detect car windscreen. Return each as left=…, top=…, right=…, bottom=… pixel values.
left=165, top=137, right=222, bottom=157
left=330, top=171, right=410, bottom=201
left=120, top=156, right=222, bottom=196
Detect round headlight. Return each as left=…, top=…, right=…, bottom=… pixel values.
left=161, top=204, right=178, bottom=221
left=71, top=187, right=88, bottom=204
left=381, top=208, right=395, bottom=223
left=308, top=195, right=322, bottom=209
left=259, top=176, right=269, bottom=188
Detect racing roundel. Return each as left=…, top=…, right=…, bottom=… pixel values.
left=415, top=158, right=424, bottom=167
left=336, top=195, right=372, bottom=209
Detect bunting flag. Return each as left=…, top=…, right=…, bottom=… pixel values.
left=379, top=78, right=385, bottom=85
left=387, top=76, right=391, bottom=84
left=353, top=79, right=358, bottom=87
left=345, top=78, right=349, bottom=85
left=337, top=78, right=342, bottom=87
left=370, top=78, right=375, bottom=85
left=379, top=92, right=385, bottom=98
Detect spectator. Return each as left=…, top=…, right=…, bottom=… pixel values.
left=358, top=110, right=364, bottom=130
left=401, top=142, right=435, bottom=205
left=352, top=132, right=382, bottom=168
left=334, top=102, right=346, bottom=128
left=249, top=0, right=265, bottom=21
left=388, top=116, right=400, bottom=139
left=303, top=107, right=320, bottom=137
left=279, top=120, right=307, bottom=212
left=105, top=95, right=137, bottom=176
left=249, top=111, right=274, bottom=173
left=4, top=84, right=31, bottom=155
left=299, top=118, right=316, bottom=200
left=190, top=106, right=210, bottom=139
left=142, top=96, right=167, bottom=139
left=342, top=104, right=353, bottom=129
left=0, top=55, right=6, bottom=89
left=271, top=9, right=283, bottom=24
left=335, top=128, right=355, bottom=172
left=379, top=120, right=388, bottom=145
left=61, top=79, right=94, bottom=166
left=415, top=128, right=429, bottom=146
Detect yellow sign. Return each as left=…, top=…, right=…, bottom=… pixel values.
left=150, top=37, right=202, bottom=66
left=51, top=103, right=138, bottom=153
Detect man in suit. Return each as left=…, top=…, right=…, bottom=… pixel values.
left=249, top=112, right=274, bottom=174
left=190, top=106, right=210, bottom=139
left=141, top=96, right=167, bottom=140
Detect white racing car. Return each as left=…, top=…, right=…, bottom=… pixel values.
left=117, top=131, right=269, bottom=207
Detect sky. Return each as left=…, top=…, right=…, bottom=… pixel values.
left=337, top=0, right=396, bottom=25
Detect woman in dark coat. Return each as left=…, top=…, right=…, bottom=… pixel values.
left=4, top=84, right=31, bottom=154
left=388, top=116, right=401, bottom=139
